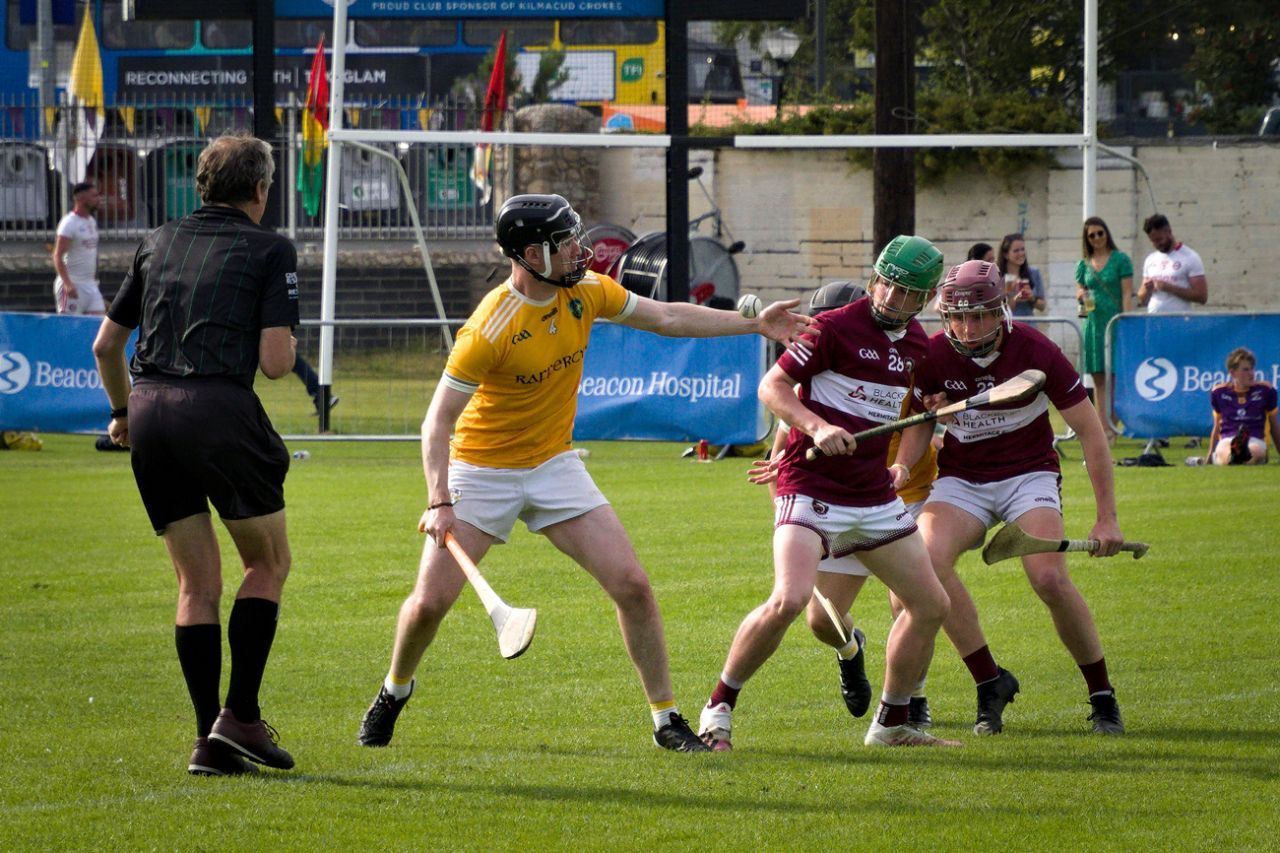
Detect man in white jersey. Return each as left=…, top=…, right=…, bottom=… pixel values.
left=52, top=181, right=104, bottom=315
left=1138, top=213, right=1207, bottom=313
left=357, top=193, right=812, bottom=753
left=898, top=260, right=1127, bottom=736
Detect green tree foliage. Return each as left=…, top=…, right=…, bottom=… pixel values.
left=711, top=0, right=1277, bottom=145
left=453, top=43, right=568, bottom=108
left=1182, top=7, right=1280, bottom=132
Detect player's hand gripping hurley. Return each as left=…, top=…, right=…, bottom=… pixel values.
left=805, top=369, right=1047, bottom=461
left=444, top=533, right=537, bottom=659
left=981, top=523, right=1150, bottom=565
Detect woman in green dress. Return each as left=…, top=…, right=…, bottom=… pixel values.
left=1074, top=216, right=1133, bottom=441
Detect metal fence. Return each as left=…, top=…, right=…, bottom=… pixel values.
left=0, top=93, right=496, bottom=242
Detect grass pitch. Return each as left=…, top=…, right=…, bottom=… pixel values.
left=2, top=434, right=1278, bottom=850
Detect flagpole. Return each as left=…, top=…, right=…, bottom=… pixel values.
left=319, top=0, right=349, bottom=430
left=286, top=90, right=297, bottom=240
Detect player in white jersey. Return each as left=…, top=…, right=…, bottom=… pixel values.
left=898, top=260, right=1127, bottom=736
left=52, top=181, right=104, bottom=315
left=1138, top=213, right=1208, bottom=313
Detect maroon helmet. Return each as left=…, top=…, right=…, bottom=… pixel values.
left=937, top=260, right=1011, bottom=356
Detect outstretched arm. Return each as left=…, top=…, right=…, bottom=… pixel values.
left=623, top=296, right=811, bottom=344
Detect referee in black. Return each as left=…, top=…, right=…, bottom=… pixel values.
left=93, top=134, right=300, bottom=776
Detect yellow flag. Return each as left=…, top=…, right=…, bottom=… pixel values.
left=59, top=6, right=104, bottom=184
left=68, top=6, right=104, bottom=119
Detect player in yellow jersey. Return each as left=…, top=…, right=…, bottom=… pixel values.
left=747, top=280, right=941, bottom=730
left=359, top=193, right=812, bottom=752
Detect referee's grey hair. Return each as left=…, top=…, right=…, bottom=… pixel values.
left=196, top=134, right=275, bottom=206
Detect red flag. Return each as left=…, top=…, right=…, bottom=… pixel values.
left=298, top=35, right=329, bottom=216
left=305, top=35, right=329, bottom=131
left=480, top=31, right=507, bottom=132
left=473, top=31, right=507, bottom=204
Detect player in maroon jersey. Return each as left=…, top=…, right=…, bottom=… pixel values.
left=897, top=259, right=1126, bottom=735
left=699, top=236, right=961, bottom=749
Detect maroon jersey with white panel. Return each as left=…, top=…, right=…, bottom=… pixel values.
left=915, top=323, right=1088, bottom=483
left=774, top=298, right=929, bottom=506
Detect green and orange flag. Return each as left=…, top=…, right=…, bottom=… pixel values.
left=298, top=35, right=329, bottom=217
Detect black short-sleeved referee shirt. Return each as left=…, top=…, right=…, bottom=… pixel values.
left=108, top=205, right=300, bottom=388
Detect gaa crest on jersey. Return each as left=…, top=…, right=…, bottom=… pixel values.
left=568, top=298, right=584, bottom=319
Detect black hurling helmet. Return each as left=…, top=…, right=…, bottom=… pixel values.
left=807, top=280, right=868, bottom=317
left=495, top=193, right=593, bottom=287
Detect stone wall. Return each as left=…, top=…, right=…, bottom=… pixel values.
left=595, top=141, right=1280, bottom=315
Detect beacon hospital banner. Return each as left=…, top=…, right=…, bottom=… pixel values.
left=0, top=313, right=131, bottom=433
left=574, top=322, right=770, bottom=445
left=1111, top=312, right=1280, bottom=438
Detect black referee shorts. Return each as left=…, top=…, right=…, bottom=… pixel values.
left=128, top=378, right=290, bottom=534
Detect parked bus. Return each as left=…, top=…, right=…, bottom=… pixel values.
left=1, top=3, right=741, bottom=110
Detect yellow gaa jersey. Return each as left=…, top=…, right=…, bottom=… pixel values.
left=443, top=272, right=637, bottom=468
left=888, top=429, right=938, bottom=505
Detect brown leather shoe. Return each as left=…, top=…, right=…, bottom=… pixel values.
left=188, top=736, right=259, bottom=776
left=209, top=709, right=295, bottom=769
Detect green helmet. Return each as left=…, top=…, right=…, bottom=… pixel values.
left=873, top=235, right=944, bottom=292
left=869, top=235, right=943, bottom=329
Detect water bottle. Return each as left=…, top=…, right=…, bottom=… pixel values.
left=292, top=450, right=310, bottom=460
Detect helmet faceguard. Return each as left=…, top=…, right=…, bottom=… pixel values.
left=868, top=235, right=944, bottom=329
left=496, top=194, right=594, bottom=287
left=937, top=260, right=1013, bottom=357
left=807, top=280, right=867, bottom=316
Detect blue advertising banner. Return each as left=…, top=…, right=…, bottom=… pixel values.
left=574, top=322, right=769, bottom=444
left=275, top=0, right=665, bottom=18
left=1110, top=312, right=1280, bottom=438
left=0, top=312, right=132, bottom=434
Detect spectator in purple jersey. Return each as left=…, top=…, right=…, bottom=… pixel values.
left=895, top=260, right=1127, bottom=736
left=1202, top=347, right=1279, bottom=465
left=700, top=235, right=962, bottom=750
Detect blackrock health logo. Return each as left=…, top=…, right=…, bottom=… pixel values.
left=1134, top=357, right=1177, bottom=401
left=0, top=351, right=32, bottom=394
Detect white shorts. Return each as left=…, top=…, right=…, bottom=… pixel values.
left=54, top=278, right=105, bottom=315
left=926, top=470, right=1062, bottom=530
left=1214, top=436, right=1266, bottom=463
left=774, top=493, right=918, bottom=564
left=818, top=500, right=925, bottom=577
left=449, top=450, right=609, bottom=543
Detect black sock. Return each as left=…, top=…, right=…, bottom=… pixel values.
left=175, top=623, right=221, bottom=737
left=225, top=598, right=280, bottom=723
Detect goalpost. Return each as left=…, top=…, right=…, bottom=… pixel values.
left=314, top=0, right=1107, bottom=436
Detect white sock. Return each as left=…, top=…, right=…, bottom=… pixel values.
left=384, top=675, right=414, bottom=700
left=836, top=631, right=863, bottom=660
left=651, top=704, right=680, bottom=728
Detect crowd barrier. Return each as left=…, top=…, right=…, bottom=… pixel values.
left=0, top=312, right=131, bottom=434
left=0, top=311, right=770, bottom=444
left=574, top=323, right=769, bottom=445
left=1110, top=311, right=1280, bottom=438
